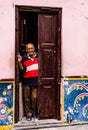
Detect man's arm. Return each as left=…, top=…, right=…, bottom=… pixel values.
left=17, top=53, right=24, bottom=70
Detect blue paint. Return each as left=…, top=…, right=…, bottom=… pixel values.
left=64, top=79, right=88, bottom=121
left=0, top=82, right=13, bottom=125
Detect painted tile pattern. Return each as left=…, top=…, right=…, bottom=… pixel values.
left=64, top=78, right=88, bottom=121
left=0, top=82, right=14, bottom=127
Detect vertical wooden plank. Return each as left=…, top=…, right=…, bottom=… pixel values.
left=15, top=6, right=20, bottom=123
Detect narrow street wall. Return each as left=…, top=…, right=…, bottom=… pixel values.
left=0, top=0, right=88, bottom=123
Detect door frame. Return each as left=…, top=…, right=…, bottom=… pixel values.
left=15, top=5, right=62, bottom=122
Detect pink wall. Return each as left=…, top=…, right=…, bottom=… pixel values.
left=0, top=0, right=88, bottom=79
left=61, top=0, right=88, bottom=76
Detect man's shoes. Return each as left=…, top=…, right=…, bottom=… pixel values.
left=26, top=115, right=32, bottom=121
left=26, top=113, right=38, bottom=121
left=32, top=114, right=38, bottom=121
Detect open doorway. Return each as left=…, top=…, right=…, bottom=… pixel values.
left=18, top=12, right=38, bottom=82
left=15, top=6, right=62, bottom=123
left=18, top=12, right=38, bottom=57
left=18, top=11, right=38, bottom=120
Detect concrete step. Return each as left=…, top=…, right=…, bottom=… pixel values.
left=11, top=118, right=88, bottom=130
left=11, top=118, right=63, bottom=130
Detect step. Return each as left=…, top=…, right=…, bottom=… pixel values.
left=11, top=118, right=88, bottom=130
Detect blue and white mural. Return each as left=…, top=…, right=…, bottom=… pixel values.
left=64, top=78, right=88, bottom=121
left=0, top=82, right=14, bottom=126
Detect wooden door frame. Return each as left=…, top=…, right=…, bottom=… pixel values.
left=15, top=5, right=62, bottom=122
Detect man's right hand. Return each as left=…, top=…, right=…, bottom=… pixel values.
left=17, top=53, right=24, bottom=70
left=17, top=53, right=22, bottom=62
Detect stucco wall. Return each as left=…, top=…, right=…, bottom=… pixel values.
left=0, top=0, right=88, bottom=79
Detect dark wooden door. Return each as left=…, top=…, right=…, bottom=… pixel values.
left=15, top=6, right=61, bottom=122
left=38, top=13, right=58, bottom=118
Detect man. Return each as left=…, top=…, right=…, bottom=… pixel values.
left=17, top=43, right=38, bottom=121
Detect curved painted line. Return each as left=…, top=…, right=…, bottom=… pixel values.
left=83, top=104, right=88, bottom=117
left=74, top=93, right=88, bottom=107
left=67, top=83, right=88, bottom=94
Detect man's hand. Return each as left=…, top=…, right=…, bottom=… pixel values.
left=17, top=52, right=22, bottom=62
left=17, top=53, right=24, bottom=70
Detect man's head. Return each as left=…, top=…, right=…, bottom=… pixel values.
left=25, top=43, right=35, bottom=57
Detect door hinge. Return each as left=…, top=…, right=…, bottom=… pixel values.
left=23, top=19, right=26, bottom=25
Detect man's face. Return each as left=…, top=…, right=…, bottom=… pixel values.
left=25, top=43, right=35, bottom=57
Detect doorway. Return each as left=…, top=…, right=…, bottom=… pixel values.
left=15, top=6, right=62, bottom=123
left=18, top=12, right=38, bottom=56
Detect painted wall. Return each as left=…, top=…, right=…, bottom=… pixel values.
left=0, top=0, right=88, bottom=79
left=0, top=81, right=14, bottom=128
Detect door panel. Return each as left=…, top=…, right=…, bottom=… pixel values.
left=38, top=13, right=58, bottom=118
left=42, top=46, right=56, bottom=77
left=19, top=13, right=27, bottom=55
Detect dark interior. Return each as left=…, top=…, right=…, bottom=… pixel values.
left=26, top=12, right=38, bottom=52
left=19, top=12, right=38, bottom=56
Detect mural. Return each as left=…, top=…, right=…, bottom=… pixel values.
left=64, top=78, right=88, bottom=122
left=0, top=81, right=14, bottom=129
